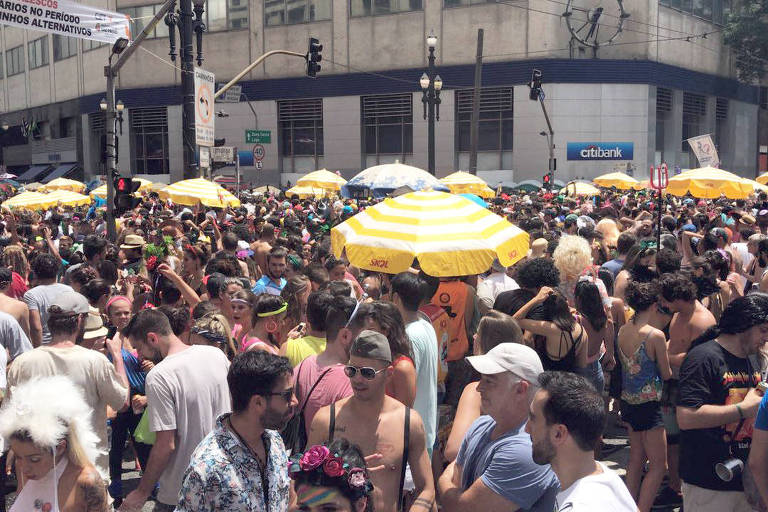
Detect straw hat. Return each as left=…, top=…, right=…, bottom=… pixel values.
left=120, top=234, right=146, bottom=249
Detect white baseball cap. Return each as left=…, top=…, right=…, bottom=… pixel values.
left=466, top=343, right=544, bottom=383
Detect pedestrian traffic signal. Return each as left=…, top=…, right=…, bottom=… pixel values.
left=529, top=69, right=543, bottom=101
left=114, top=177, right=142, bottom=215
left=542, top=172, right=552, bottom=190
left=307, top=38, right=322, bottom=78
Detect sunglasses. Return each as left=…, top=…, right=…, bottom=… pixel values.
left=266, top=388, right=293, bottom=402
left=344, top=365, right=388, bottom=380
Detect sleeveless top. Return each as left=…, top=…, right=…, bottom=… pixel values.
left=11, top=457, right=68, bottom=512
left=537, top=326, right=582, bottom=373
left=418, top=305, right=450, bottom=385
left=432, top=281, right=470, bottom=362
left=706, top=291, right=725, bottom=323
left=386, top=355, right=415, bottom=402
left=619, top=331, right=663, bottom=404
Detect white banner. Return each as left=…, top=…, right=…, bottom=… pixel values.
left=0, top=0, right=131, bottom=43
left=687, top=134, right=720, bottom=168
left=194, top=67, right=215, bottom=147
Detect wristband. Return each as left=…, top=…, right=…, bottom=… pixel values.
left=736, top=404, right=744, bottom=420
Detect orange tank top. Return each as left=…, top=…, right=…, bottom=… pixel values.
left=433, top=280, right=470, bottom=362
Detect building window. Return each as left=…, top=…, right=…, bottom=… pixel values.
left=124, top=0, right=248, bottom=32
left=53, top=35, right=78, bottom=61
left=659, top=0, right=730, bottom=24
left=682, top=92, right=706, bottom=166
left=265, top=0, right=331, bottom=25
left=28, top=36, right=49, bottom=70
left=60, top=117, right=77, bottom=138
left=656, top=87, right=672, bottom=161
left=119, top=5, right=168, bottom=38
left=279, top=98, right=323, bottom=171
left=131, top=107, right=169, bottom=175
left=714, top=97, right=728, bottom=155
left=6, top=46, right=23, bottom=76
left=455, top=87, right=513, bottom=152
left=362, top=94, right=412, bottom=165
left=761, top=86, right=768, bottom=110
left=83, top=39, right=107, bottom=52
left=0, top=52, right=5, bottom=79
left=350, top=0, right=422, bottom=17
left=444, top=0, right=494, bottom=8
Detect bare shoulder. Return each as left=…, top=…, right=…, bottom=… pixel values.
left=77, top=466, right=108, bottom=512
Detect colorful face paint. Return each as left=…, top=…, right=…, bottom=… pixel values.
left=296, top=484, right=346, bottom=508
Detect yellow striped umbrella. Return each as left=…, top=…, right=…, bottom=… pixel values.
left=1, top=191, right=50, bottom=210
left=296, top=169, right=347, bottom=191
left=89, top=178, right=153, bottom=199
left=593, top=172, right=639, bottom=190
left=331, top=190, right=529, bottom=277
left=39, top=178, right=85, bottom=193
left=158, top=178, right=240, bottom=208
left=41, top=189, right=92, bottom=208
left=440, top=171, right=492, bottom=197
left=757, top=172, right=768, bottom=185
left=560, top=181, right=600, bottom=197
left=666, top=166, right=754, bottom=199
left=286, top=185, right=330, bottom=199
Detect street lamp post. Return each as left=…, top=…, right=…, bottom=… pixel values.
left=420, top=31, right=442, bottom=175
left=165, top=0, right=206, bottom=179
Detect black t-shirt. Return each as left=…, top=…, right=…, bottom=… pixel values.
left=678, top=340, right=761, bottom=491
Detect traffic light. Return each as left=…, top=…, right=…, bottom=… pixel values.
left=306, top=38, right=322, bottom=78
left=529, top=69, right=542, bottom=101
left=542, top=172, right=552, bottom=190
left=114, top=177, right=142, bottom=215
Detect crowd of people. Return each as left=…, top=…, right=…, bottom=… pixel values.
left=3, top=185, right=768, bottom=511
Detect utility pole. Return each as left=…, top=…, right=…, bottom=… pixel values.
left=528, top=69, right=555, bottom=186
left=179, top=0, right=197, bottom=179
left=468, top=29, right=483, bottom=175
left=104, top=0, right=175, bottom=241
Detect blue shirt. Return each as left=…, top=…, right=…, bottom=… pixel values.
left=251, top=275, right=286, bottom=296
left=456, top=416, right=559, bottom=512
left=600, top=258, right=624, bottom=279
left=756, top=393, right=768, bottom=431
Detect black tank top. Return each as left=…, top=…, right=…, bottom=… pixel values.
left=538, top=326, right=582, bottom=372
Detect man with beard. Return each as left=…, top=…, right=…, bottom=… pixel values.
left=252, top=246, right=288, bottom=296
left=7, top=290, right=128, bottom=478
left=119, top=309, right=231, bottom=511
left=526, top=371, right=636, bottom=511
left=177, top=351, right=297, bottom=511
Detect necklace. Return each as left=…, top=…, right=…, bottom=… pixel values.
left=228, top=417, right=271, bottom=509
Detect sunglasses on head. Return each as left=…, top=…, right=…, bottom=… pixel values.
left=344, top=365, right=388, bottom=380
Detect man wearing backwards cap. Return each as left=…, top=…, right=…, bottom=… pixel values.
left=309, top=330, right=436, bottom=512
left=437, top=343, right=559, bottom=512
left=8, top=290, right=129, bottom=478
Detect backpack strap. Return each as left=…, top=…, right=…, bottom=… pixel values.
left=397, top=407, right=411, bottom=512
left=329, top=401, right=336, bottom=442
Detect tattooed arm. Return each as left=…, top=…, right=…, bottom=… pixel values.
left=78, top=467, right=109, bottom=512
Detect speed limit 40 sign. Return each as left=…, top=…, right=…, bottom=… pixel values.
left=253, top=144, right=265, bottom=162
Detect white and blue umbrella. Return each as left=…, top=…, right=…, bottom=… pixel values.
left=342, top=161, right=449, bottom=198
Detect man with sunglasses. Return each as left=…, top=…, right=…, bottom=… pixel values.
left=656, top=272, right=717, bottom=508
left=119, top=309, right=231, bottom=512
left=308, top=330, right=436, bottom=512
left=177, top=350, right=297, bottom=512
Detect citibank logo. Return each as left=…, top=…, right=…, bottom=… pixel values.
left=567, top=142, right=633, bottom=161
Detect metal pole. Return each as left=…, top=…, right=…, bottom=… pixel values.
left=427, top=46, right=436, bottom=175
left=179, top=0, right=197, bottom=179
left=104, top=64, right=117, bottom=242
left=468, top=29, right=483, bottom=175
left=539, top=95, right=555, bottom=182
left=214, top=50, right=306, bottom=100
left=657, top=188, right=662, bottom=249
left=235, top=146, right=240, bottom=199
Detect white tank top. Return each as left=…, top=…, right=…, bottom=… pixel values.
left=11, top=457, right=68, bottom=512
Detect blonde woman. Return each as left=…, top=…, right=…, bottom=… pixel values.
left=553, top=234, right=610, bottom=307
left=189, top=312, right=238, bottom=360
left=0, top=375, right=108, bottom=512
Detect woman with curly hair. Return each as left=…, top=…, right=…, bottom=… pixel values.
left=553, top=234, right=610, bottom=307
left=289, top=439, right=375, bottom=512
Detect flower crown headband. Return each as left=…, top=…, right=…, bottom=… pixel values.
left=288, top=445, right=373, bottom=501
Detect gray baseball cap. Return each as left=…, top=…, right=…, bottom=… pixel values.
left=48, top=291, right=90, bottom=317
left=350, top=330, right=392, bottom=363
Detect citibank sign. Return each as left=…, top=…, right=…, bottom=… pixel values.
left=567, top=142, right=633, bottom=161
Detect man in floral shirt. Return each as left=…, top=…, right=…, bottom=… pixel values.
left=176, top=350, right=297, bottom=511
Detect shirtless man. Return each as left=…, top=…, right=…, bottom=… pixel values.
left=0, top=267, right=30, bottom=338
left=309, top=330, right=435, bottom=512
left=251, top=222, right=275, bottom=275
left=657, top=272, right=716, bottom=507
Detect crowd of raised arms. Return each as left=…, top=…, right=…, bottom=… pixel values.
left=4, top=186, right=768, bottom=512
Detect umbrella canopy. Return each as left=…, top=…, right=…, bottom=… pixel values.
left=331, top=190, right=529, bottom=276
left=23, top=182, right=43, bottom=191
left=665, top=166, right=755, bottom=199
left=285, top=185, right=329, bottom=199
left=158, top=178, right=240, bottom=208
left=459, top=193, right=488, bottom=208
left=440, top=171, right=492, bottom=197
left=593, top=172, right=639, bottom=190
left=251, top=185, right=280, bottom=196
left=296, top=169, right=347, bottom=190
left=342, top=161, right=449, bottom=198
left=1, top=191, right=50, bottom=210
left=757, top=172, right=768, bottom=185
left=0, top=173, right=16, bottom=180
left=631, top=179, right=651, bottom=191
left=41, top=189, right=92, bottom=208
left=38, top=177, right=85, bottom=193
left=89, top=178, right=152, bottom=199
left=560, top=181, right=600, bottom=197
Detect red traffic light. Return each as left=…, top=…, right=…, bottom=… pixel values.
left=117, top=178, right=127, bottom=192
left=543, top=174, right=551, bottom=183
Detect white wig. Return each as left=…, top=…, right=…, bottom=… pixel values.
left=0, top=376, right=101, bottom=471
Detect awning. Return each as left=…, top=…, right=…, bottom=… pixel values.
left=42, top=163, right=79, bottom=183
left=16, top=165, right=52, bottom=182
